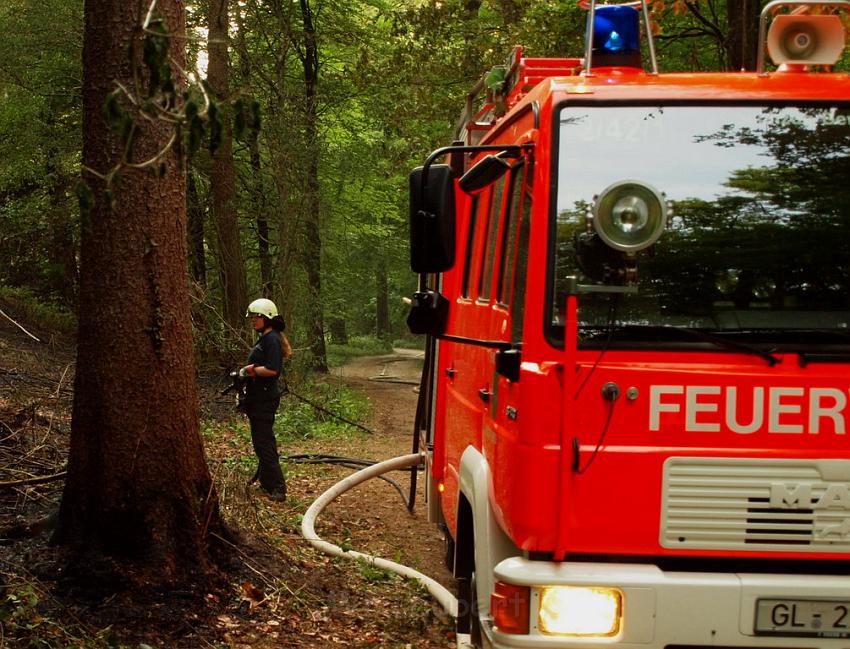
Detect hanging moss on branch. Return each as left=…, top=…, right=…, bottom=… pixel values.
left=77, top=4, right=260, bottom=205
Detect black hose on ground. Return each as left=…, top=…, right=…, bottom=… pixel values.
left=284, top=453, right=422, bottom=506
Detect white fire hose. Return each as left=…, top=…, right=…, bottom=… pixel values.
left=300, top=452, right=458, bottom=618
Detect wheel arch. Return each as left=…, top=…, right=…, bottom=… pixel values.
left=455, top=444, right=518, bottom=620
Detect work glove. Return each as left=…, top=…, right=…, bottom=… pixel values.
left=239, top=366, right=251, bottom=379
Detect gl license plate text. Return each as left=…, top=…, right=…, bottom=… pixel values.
left=755, top=599, right=850, bottom=638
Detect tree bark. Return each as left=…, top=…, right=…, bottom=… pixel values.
left=208, top=0, right=248, bottom=335
left=45, top=143, right=79, bottom=307
left=250, top=131, right=273, bottom=296
left=725, top=0, right=760, bottom=71
left=55, top=0, right=225, bottom=586
left=498, top=0, right=527, bottom=26
left=299, top=0, right=328, bottom=372
left=187, top=171, right=206, bottom=287
left=234, top=6, right=273, bottom=297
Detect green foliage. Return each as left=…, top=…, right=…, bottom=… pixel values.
left=0, top=581, right=125, bottom=648
left=0, top=0, right=82, bottom=306
left=142, top=16, right=172, bottom=98
left=3, top=0, right=837, bottom=361
left=0, top=286, right=77, bottom=335
left=278, top=380, right=370, bottom=441
left=326, top=335, right=394, bottom=367
left=353, top=557, right=395, bottom=584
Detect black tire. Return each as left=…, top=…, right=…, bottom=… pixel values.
left=456, top=576, right=472, bottom=634
left=442, top=523, right=455, bottom=570
left=469, top=572, right=483, bottom=646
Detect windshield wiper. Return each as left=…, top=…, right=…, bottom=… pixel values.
left=747, top=328, right=850, bottom=343
left=581, top=324, right=782, bottom=366
left=742, top=328, right=850, bottom=365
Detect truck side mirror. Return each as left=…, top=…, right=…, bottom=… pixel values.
left=458, top=154, right=513, bottom=194
left=409, top=164, right=456, bottom=273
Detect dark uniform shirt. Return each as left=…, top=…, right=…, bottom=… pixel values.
left=245, top=331, right=283, bottom=405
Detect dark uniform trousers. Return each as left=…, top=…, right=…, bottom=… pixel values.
left=244, top=388, right=285, bottom=495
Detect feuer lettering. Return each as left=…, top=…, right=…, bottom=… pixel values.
left=727, top=386, right=763, bottom=434
left=810, top=388, right=847, bottom=434
left=649, top=385, right=850, bottom=434
left=769, top=387, right=804, bottom=433
left=686, top=386, right=720, bottom=432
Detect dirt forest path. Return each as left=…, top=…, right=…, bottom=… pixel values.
left=289, top=348, right=454, bottom=594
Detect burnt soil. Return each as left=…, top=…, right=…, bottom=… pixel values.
left=0, top=310, right=456, bottom=648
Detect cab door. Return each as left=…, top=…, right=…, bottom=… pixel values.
left=482, top=161, right=532, bottom=502
left=440, top=171, right=510, bottom=525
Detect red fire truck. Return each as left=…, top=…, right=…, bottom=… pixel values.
left=407, top=0, right=850, bottom=646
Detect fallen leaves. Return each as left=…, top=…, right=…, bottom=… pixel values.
left=240, top=580, right=267, bottom=609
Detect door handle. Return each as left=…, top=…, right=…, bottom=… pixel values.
left=478, top=388, right=491, bottom=403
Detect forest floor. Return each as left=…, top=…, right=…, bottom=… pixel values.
left=0, top=309, right=457, bottom=648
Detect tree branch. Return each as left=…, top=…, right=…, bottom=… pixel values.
left=0, top=308, right=41, bottom=342
left=0, top=471, right=66, bottom=488
left=684, top=0, right=726, bottom=42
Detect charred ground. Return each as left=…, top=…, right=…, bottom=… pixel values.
left=0, top=309, right=455, bottom=648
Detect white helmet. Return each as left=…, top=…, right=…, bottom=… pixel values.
left=246, top=298, right=278, bottom=319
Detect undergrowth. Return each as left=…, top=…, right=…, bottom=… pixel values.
left=0, top=578, right=123, bottom=649
left=0, top=286, right=76, bottom=336
left=326, top=335, right=393, bottom=367
left=278, top=380, right=370, bottom=441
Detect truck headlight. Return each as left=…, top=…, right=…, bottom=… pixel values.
left=538, top=586, right=623, bottom=636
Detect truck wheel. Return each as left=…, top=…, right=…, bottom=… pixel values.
left=442, top=523, right=455, bottom=570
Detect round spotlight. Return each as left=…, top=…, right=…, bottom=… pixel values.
left=592, top=180, right=667, bottom=252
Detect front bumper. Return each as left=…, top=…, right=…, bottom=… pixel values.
left=488, top=557, right=850, bottom=649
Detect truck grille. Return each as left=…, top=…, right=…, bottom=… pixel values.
left=660, top=458, right=850, bottom=553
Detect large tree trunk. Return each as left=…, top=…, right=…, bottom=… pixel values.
left=208, top=0, right=248, bottom=336
left=45, top=143, right=79, bottom=307
left=270, top=144, right=295, bottom=325
left=55, top=0, right=225, bottom=586
left=187, top=171, right=207, bottom=287
left=234, top=7, right=273, bottom=296
left=250, top=130, right=273, bottom=296
left=300, top=0, right=328, bottom=372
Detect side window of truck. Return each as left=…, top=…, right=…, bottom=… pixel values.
left=462, top=194, right=487, bottom=299
left=497, top=163, right=526, bottom=306
left=510, top=186, right=532, bottom=341
left=478, top=174, right=508, bottom=302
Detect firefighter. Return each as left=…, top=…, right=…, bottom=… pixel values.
left=241, top=298, right=292, bottom=502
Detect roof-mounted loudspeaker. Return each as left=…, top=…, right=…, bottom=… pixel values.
left=766, top=14, right=845, bottom=66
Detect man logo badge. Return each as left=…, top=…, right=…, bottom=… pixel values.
left=770, top=482, right=850, bottom=510
left=771, top=483, right=850, bottom=540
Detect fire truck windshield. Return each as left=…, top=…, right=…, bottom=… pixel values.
left=552, top=103, right=850, bottom=348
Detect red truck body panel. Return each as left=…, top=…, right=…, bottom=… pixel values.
left=432, top=65, right=850, bottom=560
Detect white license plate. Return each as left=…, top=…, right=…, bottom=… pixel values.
left=755, top=599, right=850, bottom=638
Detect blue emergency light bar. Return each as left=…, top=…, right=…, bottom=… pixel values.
left=588, top=4, right=643, bottom=68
